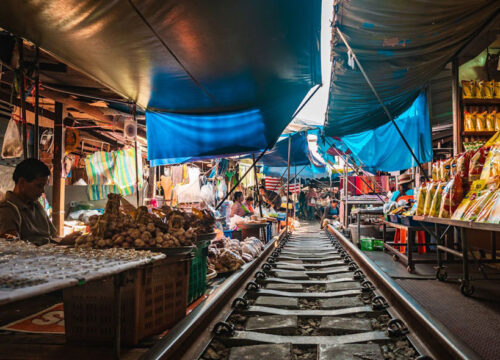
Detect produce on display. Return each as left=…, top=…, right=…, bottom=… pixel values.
left=207, top=236, right=263, bottom=274
left=75, top=194, right=215, bottom=249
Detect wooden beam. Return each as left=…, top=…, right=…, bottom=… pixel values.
left=52, top=102, right=65, bottom=236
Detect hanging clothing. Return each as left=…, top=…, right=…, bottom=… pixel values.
left=171, top=165, right=183, bottom=185
left=239, top=163, right=255, bottom=188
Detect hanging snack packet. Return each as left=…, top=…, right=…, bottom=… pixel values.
left=423, top=182, right=438, bottom=216
left=462, top=80, right=473, bottom=99
left=429, top=182, right=446, bottom=217
left=484, top=80, right=494, bottom=99
left=452, top=180, right=486, bottom=220
left=494, top=81, right=500, bottom=99
left=475, top=80, right=484, bottom=98
left=486, top=112, right=496, bottom=131
left=416, top=185, right=427, bottom=216
left=476, top=111, right=487, bottom=132
left=439, top=175, right=464, bottom=218
left=480, top=145, right=500, bottom=180
left=464, top=112, right=476, bottom=131
left=468, top=147, right=488, bottom=182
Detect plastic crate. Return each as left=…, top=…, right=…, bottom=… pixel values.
left=188, top=241, right=209, bottom=304
left=400, top=216, right=420, bottom=227
left=373, top=239, right=384, bottom=251
left=63, top=256, right=189, bottom=345
left=360, top=238, right=374, bottom=251
left=389, top=214, right=400, bottom=224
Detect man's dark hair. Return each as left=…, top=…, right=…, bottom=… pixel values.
left=259, top=186, right=266, bottom=191
left=233, top=191, right=243, bottom=201
left=331, top=199, right=339, bottom=204
left=13, top=158, right=50, bottom=183
left=246, top=196, right=254, bottom=202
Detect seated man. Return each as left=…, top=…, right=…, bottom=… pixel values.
left=0, top=159, right=56, bottom=245
left=320, top=199, right=339, bottom=229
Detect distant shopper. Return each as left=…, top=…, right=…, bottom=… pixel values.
left=244, top=196, right=255, bottom=215
left=306, top=187, right=318, bottom=220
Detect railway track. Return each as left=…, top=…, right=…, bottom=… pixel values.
left=144, top=224, right=479, bottom=360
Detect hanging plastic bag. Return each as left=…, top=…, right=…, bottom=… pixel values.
left=1, top=117, right=23, bottom=158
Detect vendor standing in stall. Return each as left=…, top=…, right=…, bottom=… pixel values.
left=259, top=186, right=281, bottom=211
left=244, top=196, right=255, bottom=215
left=0, top=159, right=57, bottom=245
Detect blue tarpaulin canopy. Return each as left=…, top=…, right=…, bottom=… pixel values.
left=336, top=93, right=433, bottom=172
left=0, top=0, right=321, bottom=163
left=255, top=132, right=311, bottom=167
left=262, top=165, right=329, bottom=180
left=325, top=0, right=500, bottom=137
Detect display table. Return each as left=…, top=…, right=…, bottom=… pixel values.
left=413, top=216, right=500, bottom=296
left=340, top=196, right=384, bottom=228
left=382, top=220, right=434, bottom=272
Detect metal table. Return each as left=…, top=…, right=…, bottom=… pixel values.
left=350, top=208, right=384, bottom=246
left=382, top=221, right=434, bottom=273
left=413, top=216, right=500, bottom=296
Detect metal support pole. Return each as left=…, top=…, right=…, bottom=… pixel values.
left=285, top=136, right=291, bottom=233
left=252, top=153, right=263, bottom=217
left=215, top=148, right=268, bottom=210
left=133, top=104, right=140, bottom=207
left=451, top=58, right=461, bottom=156
left=336, top=28, right=429, bottom=182
left=34, top=46, right=40, bottom=159
left=17, top=38, right=28, bottom=159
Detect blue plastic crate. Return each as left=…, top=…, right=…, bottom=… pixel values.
left=223, top=230, right=233, bottom=238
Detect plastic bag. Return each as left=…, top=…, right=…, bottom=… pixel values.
left=476, top=111, right=487, bottom=132
left=200, top=183, right=215, bottom=207
left=476, top=190, right=499, bottom=222
left=484, top=81, right=494, bottom=99
left=1, top=117, right=23, bottom=159
left=423, top=183, right=438, bottom=216
left=452, top=180, right=486, bottom=220
left=431, top=162, right=440, bottom=181
left=495, top=113, right=500, bottom=131
left=440, top=158, right=452, bottom=182
left=462, top=80, right=473, bottom=99
left=475, top=80, right=484, bottom=98
left=415, top=185, right=427, bottom=216
left=486, top=112, right=496, bottom=131
left=461, top=179, right=499, bottom=221
left=468, top=148, right=488, bottom=182
left=487, top=191, right=500, bottom=223
left=495, top=81, right=500, bottom=99
left=429, top=182, right=445, bottom=217
left=438, top=176, right=463, bottom=218
left=480, top=145, right=500, bottom=180
left=464, top=112, right=476, bottom=131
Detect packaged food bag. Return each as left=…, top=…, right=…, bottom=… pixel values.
left=456, top=151, right=473, bottom=179
left=415, top=185, right=427, bottom=216
left=1, top=117, right=23, bottom=159
left=468, top=147, right=489, bottom=182
left=487, top=192, right=500, bottom=223
left=476, top=189, right=499, bottom=222
left=452, top=180, right=486, bottom=220
left=480, top=145, right=500, bottom=180
left=461, top=179, right=499, bottom=221
left=484, top=80, right=494, bottom=99
left=464, top=112, right=476, bottom=131
left=476, top=111, right=487, bottom=132
left=440, top=158, right=452, bottom=182
left=494, top=81, right=500, bottom=99
left=475, top=80, right=484, bottom=98
left=486, top=112, right=496, bottom=131
left=423, top=182, right=438, bottom=216
left=429, top=182, right=445, bottom=217
left=431, top=162, right=440, bottom=181
left=462, top=80, right=474, bottom=99
left=438, top=176, right=463, bottom=218
left=496, top=113, right=500, bottom=131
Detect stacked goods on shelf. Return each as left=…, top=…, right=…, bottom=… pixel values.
left=415, top=131, right=500, bottom=223
left=462, top=80, right=500, bottom=99
left=464, top=111, right=500, bottom=132
left=75, top=194, right=215, bottom=249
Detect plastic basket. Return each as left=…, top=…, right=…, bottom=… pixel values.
left=63, top=256, right=189, bottom=345
left=400, top=216, right=419, bottom=227
left=188, top=241, right=209, bottom=304
left=360, top=238, right=374, bottom=251
left=373, top=239, right=384, bottom=251
left=389, top=214, right=400, bottom=224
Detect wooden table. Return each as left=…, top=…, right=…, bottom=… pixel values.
left=382, top=220, right=434, bottom=273
left=413, top=216, right=500, bottom=296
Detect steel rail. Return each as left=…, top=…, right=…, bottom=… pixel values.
left=327, top=225, right=480, bottom=360
left=141, top=230, right=288, bottom=360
